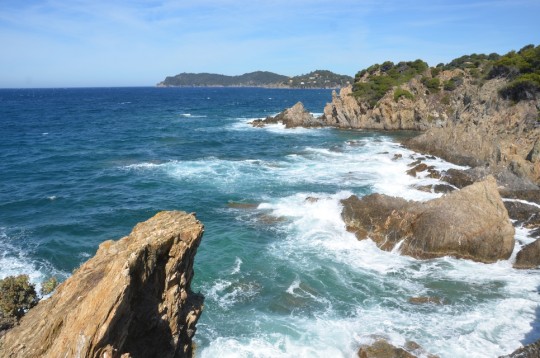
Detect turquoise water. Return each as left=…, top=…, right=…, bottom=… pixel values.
left=1, top=87, right=539, bottom=357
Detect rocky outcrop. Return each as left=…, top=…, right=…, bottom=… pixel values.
left=514, top=239, right=540, bottom=269
left=260, top=65, right=540, bottom=186
left=322, top=80, right=439, bottom=131
left=357, top=338, right=438, bottom=358
left=358, top=339, right=416, bottom=358
left=402, top=75, right=540, bottom=184
left=251, top=101, right=321, bottom=128
left=0, top=211, right=204, bottom=358
left=342, top=176, right=515, bottom=263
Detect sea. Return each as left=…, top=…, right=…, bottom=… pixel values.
left=1, top=87, right=539, bottom=357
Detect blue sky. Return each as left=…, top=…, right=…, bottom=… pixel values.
left=1, top=0, right=539, bottom=88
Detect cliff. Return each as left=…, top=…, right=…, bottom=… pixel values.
left=0, top=211, right=204, bottom=358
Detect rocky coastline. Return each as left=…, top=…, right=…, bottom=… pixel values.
left=252, top=48, right=540, bottom=357
left=0, top=211, right=204, bottom=358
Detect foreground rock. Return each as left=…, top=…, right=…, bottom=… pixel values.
left=342, top=177, right=515, bottom=263
left=0, top=211, right=204, bottom=358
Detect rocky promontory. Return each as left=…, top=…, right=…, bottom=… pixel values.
left=0, top=211, right=204, bottom=358
left=259, top=46, right=540, bottom=189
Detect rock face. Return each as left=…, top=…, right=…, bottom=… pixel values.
left=322, top=81, right=436, bottom=131
left=0, top=211, right=204, bottom=358
left=253, top=101, right=321, bottom=128
left=342, top=176, right=515, bottom=263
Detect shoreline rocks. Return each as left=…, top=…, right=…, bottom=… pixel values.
left=0, top=211, right=204, bottom=358
left=342, top=176, right=515, bottom=263
left=250, top=101, right=321, bottom=128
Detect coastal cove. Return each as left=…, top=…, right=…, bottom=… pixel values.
left=1, top=87, right=539, bottom=357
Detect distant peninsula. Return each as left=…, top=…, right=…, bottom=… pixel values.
left=157, top=70, right=353, bottom=89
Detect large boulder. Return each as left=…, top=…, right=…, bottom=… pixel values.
left=342, top=176, right=515, bottom=263
left=0, top=211, right=204, bottom=358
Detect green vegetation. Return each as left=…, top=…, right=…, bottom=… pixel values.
left=40, top=276, right=59, bottom=295
left=442, top=53, right=499, bottom=71
left=352, top=60, right=428, bottom=107
left=488, top=44, right=540, bottom=101
left=443, top=76, right=462, bottom=91
left=393, top=88, right=414, bottom=102
left=160, top=71, right=289, bottom=87
left=422, top=77, right=441, bottom=93
left=159, top=70, right=353, bottom=88
left=0, top=275, right=38, bottom=320
left=287, top=70, right=353, bottom=88
left=441, top=94, right=451, bottom=105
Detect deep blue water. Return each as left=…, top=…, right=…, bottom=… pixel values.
left=1, top=87, right=539, bottom=357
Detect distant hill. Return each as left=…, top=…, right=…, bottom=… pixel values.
left=157, top=70, right=353, bottom=88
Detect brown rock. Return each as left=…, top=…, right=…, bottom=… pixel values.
left=267, top=102, right=318, bottom=128
left=441, top=168, right=476, bottom=188
left=503, top=201, right=540, bottom=232
left=514, top=239, right=540, bottom=269
left=409, top=296, right=444, bottom=305
left=342, top=176, right=515, bottom=263
left=406, top=163, right=428, bottom=177
left=527, top=138, right=540, bottom=163
left=0, top=211, right=204, bottom=358
left=358, top=339, right=416, bottom=358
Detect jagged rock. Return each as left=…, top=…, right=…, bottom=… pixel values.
left=342, top=176, right=515, bottom=263
left=406, top=163, right=428, bottom=177
left=514, top=239, right=540, bottom=269
left=504, top=201, right=540, bottom=232
left=527, top=138, right=540, bottom=163
left=358, top=339, right=416, bottom=358
left=259, top=102, right=319, bottom=128
left=0, top=211, right=204, bottom=358
left=499, top=339, right=540, bottom=357
left=441, top=168, right=477, bottom=188
left=442, top=167, right=540, bottom=205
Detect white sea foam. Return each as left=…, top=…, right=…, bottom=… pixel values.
left=202, top=276, right=261, bottom=311
left=180, top=113, right=207, bottom=118
left=503, top=198, right=540, bottom=209
left=0, top=228, right=67, bottom=294
left=224, top=186, right=540, bottom=357
left=231, top=257, right=243, bottom=275
left=122, top=132, right=538, bottom=357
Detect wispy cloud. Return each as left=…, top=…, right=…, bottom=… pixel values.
left=0, top=0, right=538, bottom=87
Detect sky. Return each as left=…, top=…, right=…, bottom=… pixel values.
left=1, top=0, right=539, bottom=88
